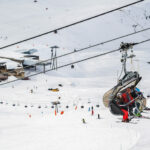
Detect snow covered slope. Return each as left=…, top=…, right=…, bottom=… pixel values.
left=0, top=0, right=150, bottom=150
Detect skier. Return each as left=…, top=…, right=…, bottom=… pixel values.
left=116, top=93, right=130, bottom=122
left=130, top=86, right=146, bottom=114
left=122, top=88, right=134, bottom=104
left=113, top=88, right=136, bottom=122
left=109, top=88, right=141, bottom=122
left=131, top=86, right=143, bottom=99
left=121, top=88, right=137, bottom=116
left=121, top=87, right=142, bottom=118
left=91, top=106, right=94, bottom=116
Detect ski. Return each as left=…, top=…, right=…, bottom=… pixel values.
left=144, top=107, right=150, bottom=111
left=140, top=116, right=150, bottom=119
left=134, top=115, right=150, bottom=119
left=116, top=121, right=138, bottom=124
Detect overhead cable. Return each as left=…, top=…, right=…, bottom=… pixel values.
left=0, top=37, right=150, bottom=86
left=0, top=0, right=144, bottom=50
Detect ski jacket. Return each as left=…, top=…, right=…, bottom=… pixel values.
left=122, top=92, right=134, bottom=105
left=116, top=98, right=128, bottom=110
left=131, top=89, right=138, bottom=98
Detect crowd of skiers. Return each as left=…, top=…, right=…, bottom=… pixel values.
left=114, top=86, right=148, bottom=122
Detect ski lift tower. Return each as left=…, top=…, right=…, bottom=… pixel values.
left=50, top=46, right=59, bottom=70
left=52, top=101, right=60, bottom=113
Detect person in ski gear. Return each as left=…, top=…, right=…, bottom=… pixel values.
left=130, top=86, right=146, bottom=114
left=135, top=87, right=147, bottom=110
left=130, top=86, right=142, bottom=114
left=116, top=87, right=140, bottom=121
left=122, top=88, right=134, bottom=105
left=109, top=88, right=139, bottom=122
left=91, top=106, right=94, bottom=115
left=121, top=88, right=136, bottom=116
left=131, top=86, right=143, bottom=100
left=116, top=93, right=130, bottom=122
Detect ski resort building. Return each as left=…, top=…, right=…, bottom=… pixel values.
left=0, top=59, right=25, bottom=79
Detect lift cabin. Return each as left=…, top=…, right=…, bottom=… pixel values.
left=103, top=42, right=142, bottom=115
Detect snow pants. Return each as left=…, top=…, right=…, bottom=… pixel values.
left=121, top=109, right=128, bottom=120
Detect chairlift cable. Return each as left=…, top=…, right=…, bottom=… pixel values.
left=0, top=0, right=144, bottom=50
left=23, top=26, right=150, bottom=70
left=2, top=27, right=150, bottom=77
left=0, top=37, right=150, bottom=86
